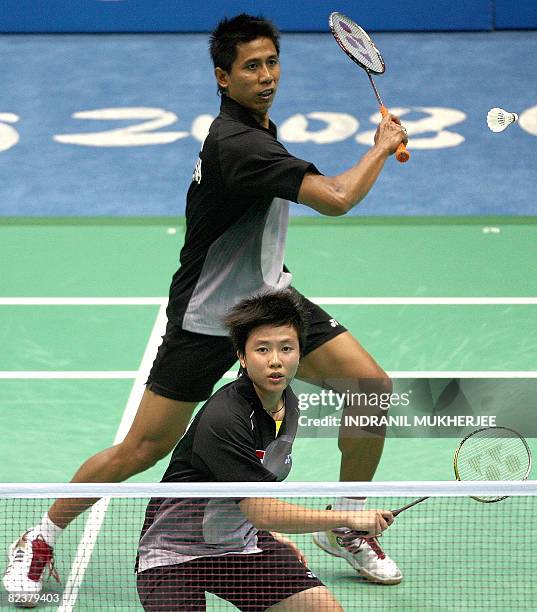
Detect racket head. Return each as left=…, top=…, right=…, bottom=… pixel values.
left=328, top=12, right=385, bottom=75
left=453, top=426, right=532, bottom=503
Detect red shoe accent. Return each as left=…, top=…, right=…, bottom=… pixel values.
left=365, top=537, right=386, bottom=560
left=28, top=536, right=54, bottom=582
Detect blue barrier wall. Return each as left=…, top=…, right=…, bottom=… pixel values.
left=0, top=0, right=495, bottom=33
left=6, top=0, right=536, bottom=33
left=495, top=0, right=537, bottom=29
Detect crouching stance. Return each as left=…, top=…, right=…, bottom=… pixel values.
left=136, top=290, right=394, bottom=611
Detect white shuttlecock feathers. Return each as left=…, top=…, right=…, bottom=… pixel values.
left=487, top=107, right=519, bottom=133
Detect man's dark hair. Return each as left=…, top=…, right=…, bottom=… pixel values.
left=223, top=290, right=308, bottom=357
left=210, top=13, right=280, bottom=94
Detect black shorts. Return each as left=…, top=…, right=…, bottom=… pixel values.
left=136, top=532, right=324, bottom=612
left=146, top=289, right=347, bottom=402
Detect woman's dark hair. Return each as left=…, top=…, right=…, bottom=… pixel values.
left=209, top=14, right=280, bottom=94
left=223, top=290, right=308, bottom=357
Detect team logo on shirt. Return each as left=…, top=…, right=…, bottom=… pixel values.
left=192, top=157, right=202, bottom=184
left=256, top=450, right=266, bottom=462
left=192, top=135, right=207, bottom=184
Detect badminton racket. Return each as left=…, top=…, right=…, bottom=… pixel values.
left=348, top=426, right=531, bottom=537
left=329, top=12, right=409, bottom=163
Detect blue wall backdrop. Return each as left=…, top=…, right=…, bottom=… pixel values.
left=1, top=0, right=536, bottom=32
left=495, top=0, right=537, bottom=29
left=1, top=31, right=536, bottom=217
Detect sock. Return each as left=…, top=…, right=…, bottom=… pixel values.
left=33, top=513, right=64, bottom=547
left=332, top=497, right=366, bottom=512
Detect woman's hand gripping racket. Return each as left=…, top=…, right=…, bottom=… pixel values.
left=329, top=12, right=409, bottom=163
left=351, top=426, right=532, bottom=536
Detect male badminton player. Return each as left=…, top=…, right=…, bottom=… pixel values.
left=3, top=14, right=407, bottom=601
left=136, top=290, right=395, bottom=611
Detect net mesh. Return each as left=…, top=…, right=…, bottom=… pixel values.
left=1, top=482, right=536, bottom=611
left=330, top=13, right=385, bottom=74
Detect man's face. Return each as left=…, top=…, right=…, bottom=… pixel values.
left=216, top=37, right=280, bottom=123
left=239, top=323, right=300, bottom=396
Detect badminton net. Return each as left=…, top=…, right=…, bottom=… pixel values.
left=0, top=481, right=536, bottom=610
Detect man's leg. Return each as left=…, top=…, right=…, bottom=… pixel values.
left=296, top=331, right=391, bottom=481
left=49, top=388, right=197, bottom=527
left=2, top=389, right=197, bottom=599
left=3, top=318, right=237, bottom=599
left=46, top=321, right=237, bottom=526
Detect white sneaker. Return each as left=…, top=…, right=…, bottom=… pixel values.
left=3, top=530, right=59, bottom=607
left=313, top=525, right=403, bottom=585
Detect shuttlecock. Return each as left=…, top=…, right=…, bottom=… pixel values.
left=487, top=107, right=518, bottom=133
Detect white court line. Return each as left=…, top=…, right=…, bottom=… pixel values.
left=0, top=297, right=166, bottom=306
left=57, top=304, right=168, bottom=612
left=223, top=371, right=537, bottom=379
left=0, top=371, right=138, bottom=379
left=386, top=371, right=537, bottom=378
left=1, top=370, right=536, bottom=380
left=1, top=296, right=537, bottom=306
left=313, top=297, right=537, bottom=305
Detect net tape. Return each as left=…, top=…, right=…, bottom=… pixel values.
left=1, top=480, right=536, bottom=497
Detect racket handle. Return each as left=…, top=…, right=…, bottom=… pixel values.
left=333, top=527, right=370, bottom=539
left=380, top=106, right=410, bottom=163
left=391, top=496, right=430, bottom=516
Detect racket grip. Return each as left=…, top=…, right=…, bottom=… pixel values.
left=380, top=105, right=410, bottom=163
left=333, top=527, right=370, bottom=539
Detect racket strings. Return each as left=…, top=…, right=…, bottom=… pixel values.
left=330, top=13, right=385, bottom=74
left=457, top=436, right=530, bottom=481
left=455, top=428, right=531, bottom=502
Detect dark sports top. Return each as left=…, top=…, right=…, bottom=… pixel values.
left=166, top=95, right=319, bottom=336
left=137, top=374, right=300, bottom=571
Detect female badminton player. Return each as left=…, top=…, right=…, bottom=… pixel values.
left=136, top=290, right=395, bottom=611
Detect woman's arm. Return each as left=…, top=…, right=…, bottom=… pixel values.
left=240, top=498, right=393, bottom=538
